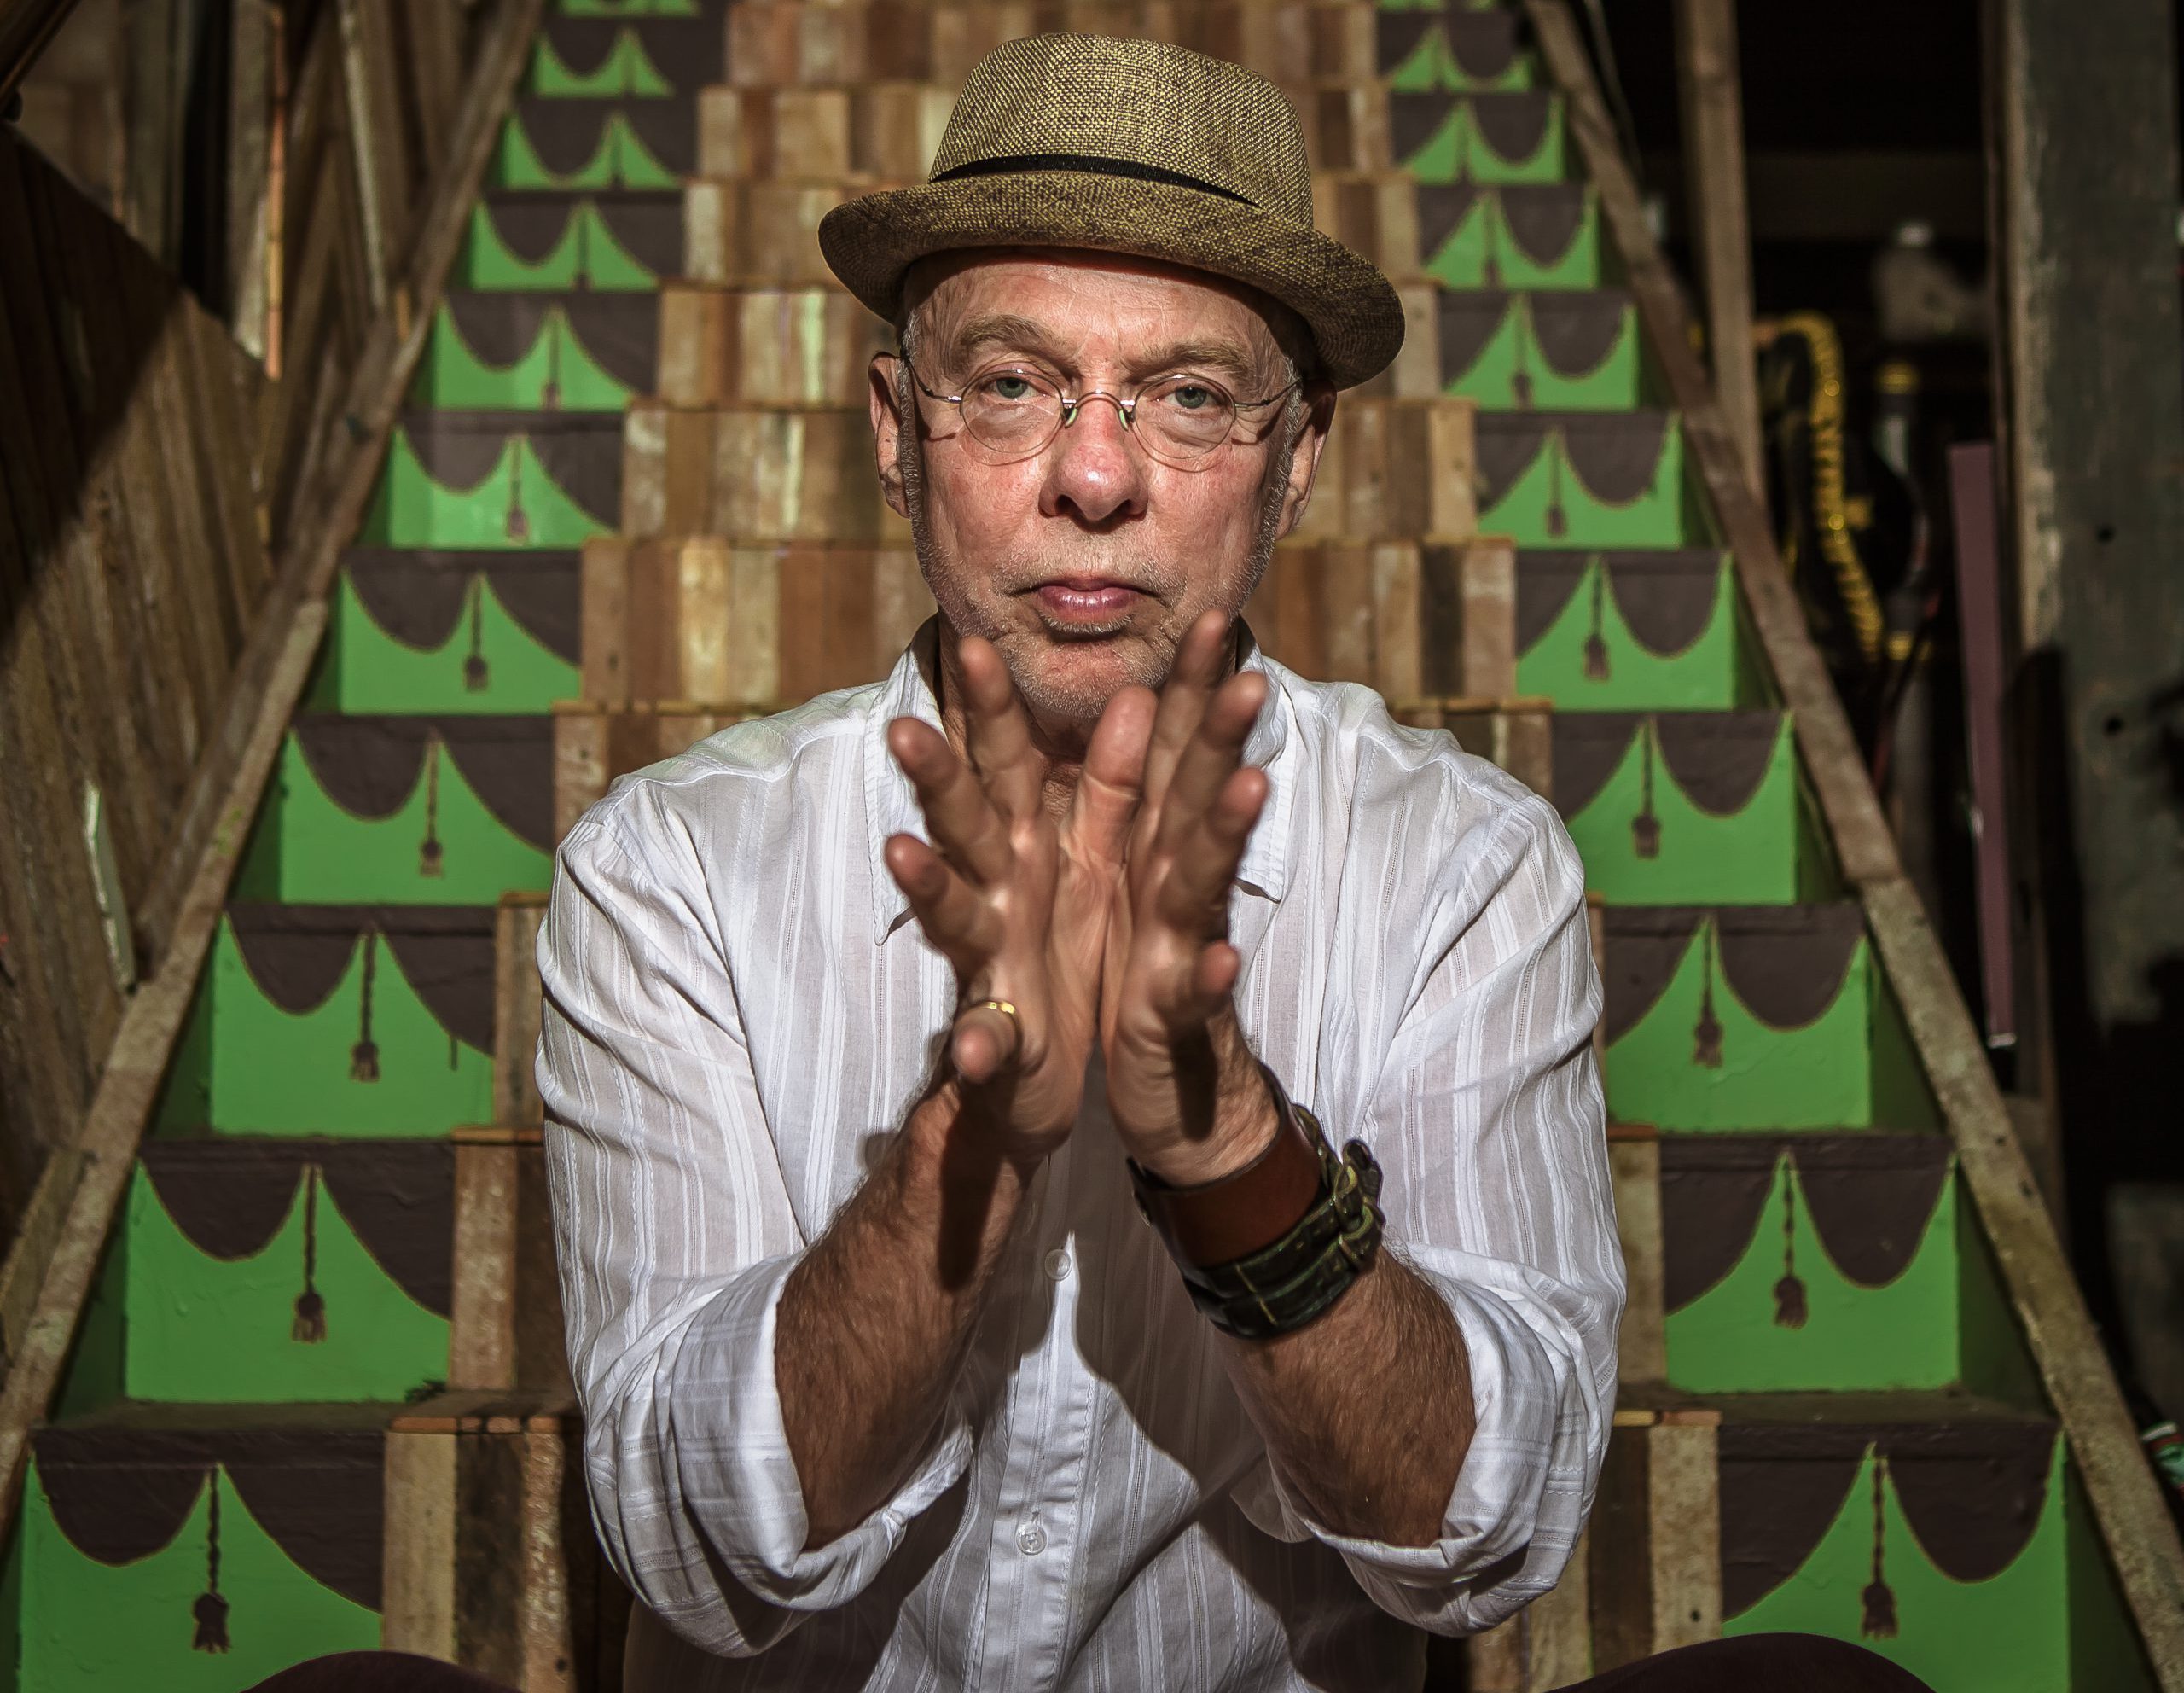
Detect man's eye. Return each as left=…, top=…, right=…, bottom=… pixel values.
left=1168, top=385, right=1218, bottom=411
left=984, top=375, right=1037, bottom=401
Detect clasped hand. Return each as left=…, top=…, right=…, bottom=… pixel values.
left=882, top=611, right=1277, bottom=1184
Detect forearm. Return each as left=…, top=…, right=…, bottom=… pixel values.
left=777, top=1081, right=1035, bottom=1546
left=1218, top=1249, right=1474, bottom=1546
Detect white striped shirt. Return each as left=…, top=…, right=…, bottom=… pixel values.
left=537, top=624, right=1623, bottom=1692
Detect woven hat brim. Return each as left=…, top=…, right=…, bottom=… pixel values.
left=818, top=171, right=1405, bottom=390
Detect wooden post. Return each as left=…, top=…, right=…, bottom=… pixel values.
left=1671, top=0, right=1761, bottom=491
left=1607, top=1125, right=1667, bottom=1385
left=1467, top=1532, right=1591, bottom=1691
left=383, top=1400, right=607, bottom=1684
left=1587, top=1409, right=1722, bottom=1668
left=1986, top=0, right=2184, bottom=1364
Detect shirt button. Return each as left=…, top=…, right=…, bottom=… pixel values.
left=1043, top=1248, right=1072, bottom=1281
left=1016, top=1518, right=1048, bottom=1557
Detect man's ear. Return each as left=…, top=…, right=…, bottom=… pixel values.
left=1269, top=381, right=1338, bottom=543
left=870, top=353, right=910, bottom=520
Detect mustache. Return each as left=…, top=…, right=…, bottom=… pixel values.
left=990, top=553, right=1186, bottom=596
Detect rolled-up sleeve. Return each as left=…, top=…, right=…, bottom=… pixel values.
left=1233, top=780, right=1623, bottom=1636
left=536, top=790, right=972, bottom=1658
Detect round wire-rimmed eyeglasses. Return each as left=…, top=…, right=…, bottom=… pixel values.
left=903, top=354, right=1300, bottom=468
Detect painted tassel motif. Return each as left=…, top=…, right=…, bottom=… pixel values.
left=1861, top=1453, right=1899, bottom=1638
left=293, top=1163, right=327, bottom=1343
left=192, top=1469, right=230, bottom=1653
left=350, top=930, right=380, bottom=1082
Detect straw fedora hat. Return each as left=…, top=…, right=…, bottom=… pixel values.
left=817, top=33, right=1406, bottom=389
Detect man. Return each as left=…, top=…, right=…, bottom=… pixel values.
left=532, top=33, right=1931, bottom=1693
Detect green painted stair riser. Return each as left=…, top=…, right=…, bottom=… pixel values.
left=450, top=201, right=658, bottom=293
left=1480, top=422, right=1700, bottom=549
left=410, top=301, right=635, bottom=412
left=1563, top=722, right=1838, bottom=907
left=357, top=429, right=608, bottom=550
left=487, top=110, right=677, bottom=192
left=557, top=0, right=700, bottom=15
left=156, top=922, right=491, bottom=1137
left=6, top=1465, right=377, bottom=1693
left=1605, top=930, right=1931, bottom=1131
left=1446, top=295, right=1642, bottom=410
left=525, top=26, right=674, bottom=97
left=1382, top=25, right=1533, bottom=95
left=1665, top=1162, right=1995, bottom=1393
left=1518, top=558, right=1771, bottom=712
left=1725, top=1446, right=2152, bottom=1693
left=306, top=571, right=578, bottom=716
left=1402, top=96, right=1564, bottom=184
left=1426, top=189, right=1606, bottom=291
left=61, top=1168, right=446, bottom=1411
left=230, top=734, right=550, bottom=907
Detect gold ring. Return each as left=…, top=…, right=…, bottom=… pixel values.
left=973, top=998, right=1018, bottom=1022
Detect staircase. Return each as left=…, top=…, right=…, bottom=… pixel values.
left=0, top=1, right=2167, bottom=1690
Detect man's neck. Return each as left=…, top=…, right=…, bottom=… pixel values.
left=932, top=650, right=1094, bottom=823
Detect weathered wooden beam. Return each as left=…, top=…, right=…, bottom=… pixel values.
left=0, top=605, right=324, bottom=1539
left=0, top=0, right=87, bottom=108
left=1670, top=0, right=1760, bottom=491
left=1526, top=2, right=2184, bottom=1682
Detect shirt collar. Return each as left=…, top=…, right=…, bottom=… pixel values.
left=863, top=620, right=1298, bottom=945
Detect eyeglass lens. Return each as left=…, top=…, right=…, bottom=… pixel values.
left=957, top=369, right=1244, bottom=461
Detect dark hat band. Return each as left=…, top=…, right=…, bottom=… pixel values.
left=930, top=153, right=1253, bottom=207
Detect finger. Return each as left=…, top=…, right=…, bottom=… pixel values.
left=888, top=718, right=1014, bottom=885
left=1141, top=610, right=1233, bottom=817
left=1189, top=941, right=1245, bottom=1010
left=1157, top=765, right=1269, bottom=928
left=1062, top=684, right=1154, bottom=870
left=1153, top=669, right=1269, bottom=857
left=1141, top=939, right=1246, bottom=1036
left=951, top=1003, right=1022, bottom=1084
left=957, top=637, right=1044, bottom=822
left=885, top=834, right=1002, bottom=961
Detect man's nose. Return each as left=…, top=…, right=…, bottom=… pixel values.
left=1040, top=394, right=1149, bottom=527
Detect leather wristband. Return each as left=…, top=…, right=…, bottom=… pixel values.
left=1127, top=1065, right=1327, bottom=1269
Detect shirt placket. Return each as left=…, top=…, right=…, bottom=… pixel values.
left=973, top=1134, right=1097, bottom=1693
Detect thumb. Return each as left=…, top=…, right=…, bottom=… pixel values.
left=1064, top=686, right=1154, bottom=870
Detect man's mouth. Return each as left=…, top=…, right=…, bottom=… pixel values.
left=1031, top=578, right=1146, bottom=625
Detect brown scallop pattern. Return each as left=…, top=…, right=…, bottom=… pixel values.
left=443, top=290, right=660, bottom=394
left=393, top=408, right=624, bottom=529
left=342, top=547, right=582, bottom=662
left=1718, top=1419, right=2058, bottom=1615
left=34, top=1423, right=386, bottom=1609
left=223, top=903, right=497, bottom=1053
left=1549, top=709, right=1783, bottom=821
left=1472, top=410, right=1671, bottom=510
left=138, top=1140, right=456, bottom=1318
left=1515, top=549, right=1725, bottom=658
left=479, top=191, right=685, bottom=281
left=288, top=713, right=555, bottom=848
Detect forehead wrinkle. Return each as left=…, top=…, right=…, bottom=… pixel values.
left=936, top=315, right=1276, bottom=392
left=938, top=311, right=1077, bottom=371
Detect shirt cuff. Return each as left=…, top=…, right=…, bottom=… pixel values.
left=667, top=1253, right=976, bottom=1614
left=1231, top=1254, right=1604, bottom=1634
